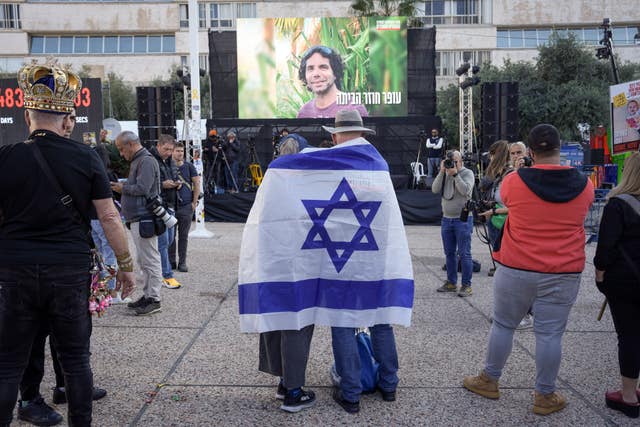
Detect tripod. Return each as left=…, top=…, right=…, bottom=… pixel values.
left=246, top=141, right=263, bottom=190
left=204, top=144, right=239, bottom=194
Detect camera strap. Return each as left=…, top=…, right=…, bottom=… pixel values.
left=26, top=140, right=95, bottom=249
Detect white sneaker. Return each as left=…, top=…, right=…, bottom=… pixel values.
left=111, top=293, right=133, bottom=304
left=517, top=314, right=533, bottom=330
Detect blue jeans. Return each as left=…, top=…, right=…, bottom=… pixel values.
left=224, top=160, right=239, bottom=191
left=331, top=324, right=399, bottom=402
left=485, top=265, right=580, bottom=394
left=90, top=219, right=116, bottom=290
left=441, top=216, right=473, bottom=285
left=157, top=213, right=176, bottom=279
left=427, top=157, right=440, bottom=177
left=0, top=265, right=93, bottom=426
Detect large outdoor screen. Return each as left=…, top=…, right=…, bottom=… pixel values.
left=236, top=17, right=408, bottom=119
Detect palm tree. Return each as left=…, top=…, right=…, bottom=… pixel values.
left=350, top=0, right=420, bottom=27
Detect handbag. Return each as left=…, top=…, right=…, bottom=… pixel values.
left=490, top=203, right=507, bottom=229
left=329, top=328, right=380, bottom=393
left=356, top=329, right=380, bottom=393
left=28, top=141, right=114, bottom=316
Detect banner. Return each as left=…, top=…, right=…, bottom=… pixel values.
left=238, top=138, right=414, bottom=333
left=610, top=79, right=640, bottom=154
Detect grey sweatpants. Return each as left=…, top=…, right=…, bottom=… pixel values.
left=258, top=325, right=314, bottom=390
left=485, top=265, right=580, bottom=394
left=130, top=222, right=163, bottom=302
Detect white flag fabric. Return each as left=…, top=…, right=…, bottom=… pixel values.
left=238, top=137, right=414, bottom=333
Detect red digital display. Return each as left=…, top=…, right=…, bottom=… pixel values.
left=0, top=86, right=92, bottom=109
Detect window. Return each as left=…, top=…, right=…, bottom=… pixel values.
left=31, top=36, right=44, bottom=54
left=148, top=35, right=161, bottom=53
left=435, top=50, right=489, bottom=76
left=29, top=35, right=176, bottom=54
left=180, top=2, right=256, bottom=30
left=495, top=26, right=640, bottom=49
left=60, top=37, right=74, bottom=53
left=104, top=36, right=118, bottom=53
left=119, top=36, right=132, bottom=53
left=0, top=3, right=20, bottom=29
left=179, top=4, right=188, bottom=28
left=89, top=36, right=103, bottom=53
left=180, top=54, right=210, bottom=72
left=418, top=0, right=483, bottom=25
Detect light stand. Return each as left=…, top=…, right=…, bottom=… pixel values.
left=596, top=18, right=620, bottom=85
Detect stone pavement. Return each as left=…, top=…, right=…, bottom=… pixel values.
left=12, top=223, right=635, bottom=426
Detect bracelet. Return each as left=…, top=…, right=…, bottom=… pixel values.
left=116, top=252, right=134, bottom=272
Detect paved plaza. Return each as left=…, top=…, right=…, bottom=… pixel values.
left=12, top=223, right=635, bottom=426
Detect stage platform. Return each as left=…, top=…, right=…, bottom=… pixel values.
left=204, top=189, right=442, bottom=224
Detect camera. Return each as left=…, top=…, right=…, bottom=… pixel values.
left=145, top=196, right=178, bottom=228
left=460, top=199, right=494, bottom=223
left=443, top=151, right=455, bottom=169
left=522, top=156, right=533, bottom=167
left=419, top=130, right=427, bottom=138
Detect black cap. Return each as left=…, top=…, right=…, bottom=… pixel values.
left=528, top=124, right=560, bottom=153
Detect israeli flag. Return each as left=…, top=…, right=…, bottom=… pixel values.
left=238, top=138, right=414, bottom=333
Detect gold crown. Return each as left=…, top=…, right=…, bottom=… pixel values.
left=17, top=61, right=81, bottom=114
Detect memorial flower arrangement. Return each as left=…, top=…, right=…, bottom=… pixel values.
left=89, top=252, right=116, bottom=317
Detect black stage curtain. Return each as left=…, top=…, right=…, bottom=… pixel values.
left=205, top=190, right=442, bottom=225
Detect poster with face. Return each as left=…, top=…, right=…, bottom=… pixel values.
left=236, top=17, right=408, bottom=119
left=610, top=79, right=640, bottom=153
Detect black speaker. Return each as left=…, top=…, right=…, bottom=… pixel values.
left=138, top=127, right=159, bottom=142
left=481, top=82, right=519, bottom=151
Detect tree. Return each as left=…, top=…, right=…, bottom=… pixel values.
left=102, top=72, right=136, bottom=120
left=437, top=33, right=640, bottom=147
left=350, top=0, right=421, bottom=26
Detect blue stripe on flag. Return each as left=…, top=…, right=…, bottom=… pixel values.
left=270, top=143, right=388, bottom=171
left=238, top=278, right=414, bottom=314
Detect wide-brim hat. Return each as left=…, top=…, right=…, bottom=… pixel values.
left=322, top=109, right=375, bottom=135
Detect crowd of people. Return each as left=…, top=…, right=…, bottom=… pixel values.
left=1, top=61, right=639, bottom=426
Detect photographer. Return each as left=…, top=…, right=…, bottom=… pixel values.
left=111, top=131, right=164, bottom=316
left=432, top=150, right=475, bottom=297
left=478, top=141, right=512, bottom=252
left=222, top=131, right=240, bottom=192
left=150, top=134, right=181, bottom=290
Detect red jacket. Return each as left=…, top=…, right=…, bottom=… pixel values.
left=494, top=164, right=594, bottom=273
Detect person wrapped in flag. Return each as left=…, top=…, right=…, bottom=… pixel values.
left=238, top=110, right=414, bottom=413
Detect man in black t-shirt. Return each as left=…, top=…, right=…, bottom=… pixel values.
left=0, top=63, right=135, bottom=427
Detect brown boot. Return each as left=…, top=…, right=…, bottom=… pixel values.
left=533, top=391, right=566, bottom=415
left=463, top=370, right=500, bottom=399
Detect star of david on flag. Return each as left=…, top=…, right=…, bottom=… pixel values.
left=301, top=178, right=381, bottom=273
left=238, top=138, right=414, bottom=333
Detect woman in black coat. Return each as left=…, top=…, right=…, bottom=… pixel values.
left=594, top=152, right=640, bottom=418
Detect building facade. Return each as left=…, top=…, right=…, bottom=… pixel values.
left=1, top=0, right=638, bottom=89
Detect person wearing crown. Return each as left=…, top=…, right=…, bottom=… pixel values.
left=0, top=62, right=136, bottom=426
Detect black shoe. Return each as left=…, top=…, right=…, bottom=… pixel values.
left=170, top=261, right=177, bottom=270
left=135, top=300, right=161, bottom=316
left=178, top=264, right=188, bottom=272
left=127, top=296, right=148, bottom=309
left=332, top=389, right=359, bottom=413
left=17, top=397, right=63, bottom=426
left=280, top=388, right=316, bottom=413
left=377, top=386, right=396, bottom=402
left=52, top=386, right=107, bottom=404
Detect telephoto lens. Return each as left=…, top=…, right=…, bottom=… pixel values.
left=146, top=197, right=178, bottom=228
